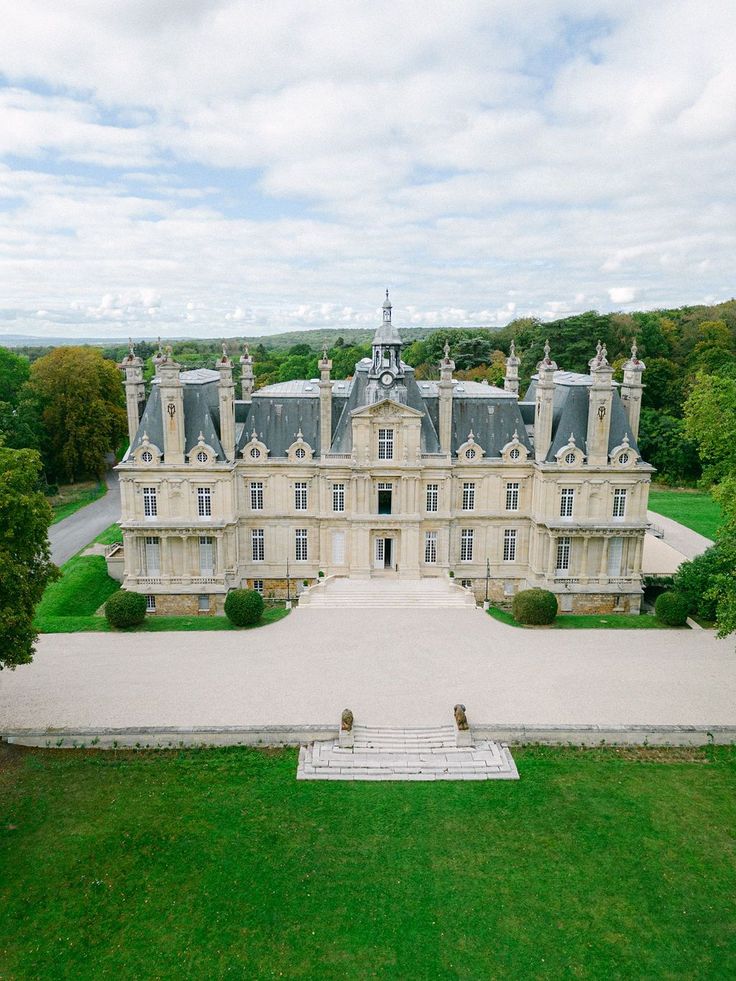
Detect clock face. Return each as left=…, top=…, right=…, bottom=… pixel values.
left=380, top=371, right=393, bottom=387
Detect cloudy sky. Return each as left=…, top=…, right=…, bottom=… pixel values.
left=0, top=0, right=734, bottom=339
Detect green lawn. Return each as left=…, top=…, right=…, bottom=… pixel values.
left=93, top=522, right=123, bottom=545
left=1, top=745, right=735, bottom=979
left=487, top=606, right=668, bottom=629
left=35, top=551, right=289, bottom=633
left=49, top=480, right=107, bottom=524
left=648, top=487, right=723, bottom=540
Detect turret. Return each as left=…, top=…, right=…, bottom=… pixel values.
left=504, top=340, right=520, bottom=396
left=158, top=346, right=185, bottom=464
left=620, top=340, right=645, bottom=441
left=216, top=343, right=236, bottom=462
left=239, top=344, right=254, bottom=402
left=534, top=340, right=557, bottom=462
left=118, top=338, right=145, bottom=448
left=586, top=341, right=614, bottom=466
left=318, top=344, right=333, bottom=456
left=366, top=290, right=406, bottom=404
left=438, top=341, right=455, bottom=455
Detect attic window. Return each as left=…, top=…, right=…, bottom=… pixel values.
left=466, top=448, right=476, bottom=460
left=564, top=452, right=576, bottom=464
left=619, top=452, right=629, bottom=464
left=509, top=448, right=520, bottom=460
left=141, top=451, right=153, bottom=463
left=197, top=451, right=208, bottom=463
left=295, top=447, right=306, bottom=459
left=250, top=448, right=261, bottom=459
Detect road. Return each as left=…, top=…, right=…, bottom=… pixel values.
left=48, top=470, right=121, bottom=565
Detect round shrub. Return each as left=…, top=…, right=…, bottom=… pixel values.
left=224, top=588, right=264, bottom=626
left=512, top=588, right=558, bottom=625
left=655, top=591, right=689, bottom=626
left=105, top=589, right=146, bottom=628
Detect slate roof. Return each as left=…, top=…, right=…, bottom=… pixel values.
left=130, top=373, right=225, bottom=461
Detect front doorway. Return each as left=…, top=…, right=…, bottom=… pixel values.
left=374, top=536, right=395, bottom=570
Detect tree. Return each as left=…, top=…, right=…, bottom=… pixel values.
left=638, top=409, right=701, bottom=485
left=0, top=347, right=30, bottom=405
left=708, top=478, right=736, bottom=642
left=683, top=372, right=736, bottom=484
left=25, top=347, right=127, bottom=483
left=0, top=443, right=58, bottom=668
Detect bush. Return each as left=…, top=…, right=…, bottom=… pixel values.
left=512, top=588, right=558, bottom=625
left=224, top=588, right=264, bottom=626
left=655, top=591, right=689, bottom=626
left=673, top=546, right=728, bottom=621
left=105, top=589, right=146, bottom=628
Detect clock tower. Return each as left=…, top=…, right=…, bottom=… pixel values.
left=367, top=290, right=407, bottom=404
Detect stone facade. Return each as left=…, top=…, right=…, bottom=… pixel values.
left=114, top=297, right=652, bottom=613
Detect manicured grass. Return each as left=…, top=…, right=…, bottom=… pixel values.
left=487, top=606, right=668, bottom=629
left=648, top=487, right=723, bottom=540
left=93, top=522, right=123, bottom=545
left=34, top=553, right=289, bottom=633
left=49, top=480, right=107, bottom=524
left=1, top=745, right=735, bottom=978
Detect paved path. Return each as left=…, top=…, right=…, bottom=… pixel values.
left=647, top=510, right=713, bottom=560
left=49, top=471, right=121, bottom=565
left=2, top=609, right=734, bottom=731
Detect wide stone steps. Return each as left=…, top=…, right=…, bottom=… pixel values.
left=300, top=578, right=476, bottom=609
left=297, top=724, right=519, bottom=781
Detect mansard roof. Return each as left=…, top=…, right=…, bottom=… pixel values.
left=129, top=373, right=225, bottom=462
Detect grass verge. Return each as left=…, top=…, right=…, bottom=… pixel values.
left=487, top=606, right=671, bottom=629
left=1, top=744, right=735, bottom=979
left=648, top=487, right=722, bottom=540
left=35, top=550, right=289, bottom=633
left=93, top=522, right=123, bottom=545
left=49, top=480, right=107, bottom=524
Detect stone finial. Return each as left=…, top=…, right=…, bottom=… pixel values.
left=568, top=432, right=576, bottom=445
left=543, top=339, right=551, bottom=362
left=141, top=430, right=150, bottom=445
left=454, top=704, right=469, bottom=730
left=622, top=432, right=630, bottom=447
left=128, top=337, right=134, bottom=357
left=467, top=430, right=475, bottom=443
left=443, top=340, right=451, bottom=361
left=512, top=428, right=519, bottom=441
left=341, top=708, right=354, bottom=732
left=165, top=343, right=173, bottom=359
left=251, top=427, right=258, bottom=441
left=197, top=430, right=205, bottom=445
left=296, top=427, right=303, bottom=441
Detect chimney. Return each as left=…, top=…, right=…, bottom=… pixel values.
left=586, top=341, right=614, bottom=466
left=239, top=344, right=254, bottom=402
left=118, top=338, right=145, bottom=448
left=158, top=346, right=185, bottom=464
left=504, top=340, right=520, bottom=396
left=318, top=345, right=333, bottom=456
left=438, top=341, right=454, bottom=454
left=620, top=340, right=645, bottom=441
left=534, top=340, right=557, bottom=462
left=216, top=343, right=236, bottom=462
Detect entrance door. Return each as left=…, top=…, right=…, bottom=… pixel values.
left=374, top=537, right=385, bottom=569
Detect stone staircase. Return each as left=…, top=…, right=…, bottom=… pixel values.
left=299, top=576, right=476, bottom=609
left=297, top=724, right=519, bottom=781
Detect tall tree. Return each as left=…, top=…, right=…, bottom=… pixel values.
left=709, top=478, right=736, bottom=643
left=26, top=347, right=127, bottom=482
left=0, top=347, right=30, bottom=405
left=0, top=443, right=58, bottom=668
left=683, top=371, right=736, bottom=485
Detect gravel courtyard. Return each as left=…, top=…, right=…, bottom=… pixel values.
left=1, top=609, right=734, bottom=732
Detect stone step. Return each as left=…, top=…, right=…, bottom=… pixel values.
left=300, top=577, right=476, bottom=609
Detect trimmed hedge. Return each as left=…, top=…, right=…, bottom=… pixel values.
left=105, top=590, right=146, bottom=628
left=224, top=588, right=264, bottom=627
left=654, top=591, right=689, bottom=627
left=512, top=588, right=558, bottom=625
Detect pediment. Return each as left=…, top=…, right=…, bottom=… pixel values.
left=350, top=398, right=424, bottom=420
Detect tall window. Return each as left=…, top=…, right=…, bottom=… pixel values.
left=607, top=537, right=624, bottom=576
left=294, top=481, right=308, bottom=510
left=252, top=528, right=264, bottom=562
left=505, top=482, right=520, bottom=511
left=332, top=483, right=345, bottom=512
left=199, top=536, right=214, bottom=575
left=295, top=528, right=308, bottom=561
left=250, top=481, right=263, bottom=510
left=377, top=482, right=392, bottom=515
left=613, top=488, right=627, bottom=519
left=197, top=486, right=212, bottom=518
left=143, top=536, right=160, bottom=575
left=503, top=528, right=517, bottom=562
left=426, top=483, right=438, bottom=512
left=560, top=487, right=575, bottom=518
left=460, top=528, right=474, bottom=562
left=143, top=486, right=157, bottom=518
left=462, top=482, right=475, bottom=511
left=425, top=531, right=437, bottom=564
left=378, top=428, right=394, bottom=460
left=556, top=536, right=571, bottom=572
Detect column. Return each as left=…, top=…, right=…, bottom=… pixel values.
left=598, top=537, right=609, bottom=579
left=581, top=537, right=590, bottom=581
left=547, top=532, right=556, bottom=578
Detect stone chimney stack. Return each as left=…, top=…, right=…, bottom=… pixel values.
left=620, top=340, right=645, bottom=441
left=158, top=346, right=185, bottom=465
left=586, top=341, right=614, bottom=466
left=504, top=340, right=520, bottom=396
left=533, top=340, right=557, bottom=462
left=118, top=339, right=145, bottom=448
left=216, top=343, right=236, bottom=462
left=438, top=341, right=455, bottom=455
left=318, top=345, right=333, bottom=456
left=239, top=344, right=254, bottom=402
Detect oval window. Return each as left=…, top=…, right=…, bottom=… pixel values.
left=565, top=452, right=576, bottom=464
left=197, top=451, right=207, bottom=463
left=295, top=447, right=306, bottom=459
left=619, top=452, right=629, bottom=464
left=509, top=448, right=520, bottom=460
left=250, top=447, right=261, bottom=459
left=466, top=448, right=476, bottom=460
left=141, top=450, right=153, bottom=463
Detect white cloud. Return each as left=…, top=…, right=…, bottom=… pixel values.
left=0, top=1, right=733, bottom=338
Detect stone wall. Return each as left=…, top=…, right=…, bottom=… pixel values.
left=148, top=593, right=220, bottom=616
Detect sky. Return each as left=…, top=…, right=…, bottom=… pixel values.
left=0, top=0, right=734, bottom=339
